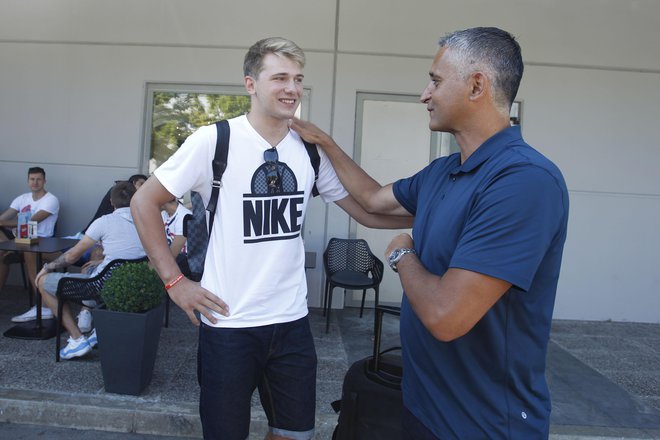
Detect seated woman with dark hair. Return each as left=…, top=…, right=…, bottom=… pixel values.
left=83, top=174, right=148, bottom=233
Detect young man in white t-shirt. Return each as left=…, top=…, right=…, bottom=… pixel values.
left=131, top=37, right=411, bottom=440
left=0, top=167, right=60, bottom=321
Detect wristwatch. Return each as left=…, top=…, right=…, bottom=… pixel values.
left=387, top=248, right=416, bottom=273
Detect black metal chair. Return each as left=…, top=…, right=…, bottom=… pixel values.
left=322, top=238, right=384, bottom=333
left=54, top=256, right=147, bottom=362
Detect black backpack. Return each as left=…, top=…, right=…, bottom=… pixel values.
left=183, top=120, right=321, bottom=281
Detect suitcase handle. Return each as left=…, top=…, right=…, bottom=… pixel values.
left=372, top=305, right=401, bottom=372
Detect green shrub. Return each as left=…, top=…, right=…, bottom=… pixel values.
left=100, top=262, right=165, bottom=313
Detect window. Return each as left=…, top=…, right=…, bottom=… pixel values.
left=141, top=84, right=249, bottom=174
left=140, top=83, right=310, bottom=173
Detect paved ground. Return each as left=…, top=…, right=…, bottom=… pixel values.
left=1, top=284, right=660, bottom=439
left=0, top=422, right=186, bottom=439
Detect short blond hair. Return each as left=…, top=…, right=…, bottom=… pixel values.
left=243, top=37, right=306, bottom=78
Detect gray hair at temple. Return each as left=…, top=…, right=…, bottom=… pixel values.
left=243, top=37, right=306, bottom=78
left=438, top=27, right=523, bottom=114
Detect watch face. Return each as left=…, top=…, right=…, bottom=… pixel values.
left=388, top=248, right=415, bottom=272
left=388, top=249, right=403, bottom=272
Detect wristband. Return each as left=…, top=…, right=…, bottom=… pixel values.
left=165, top=273, right=184, bottom=290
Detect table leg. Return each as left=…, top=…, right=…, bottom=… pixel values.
left=35, top=252, right=42, bottom=327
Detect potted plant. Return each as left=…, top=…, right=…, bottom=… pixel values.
left=93, top=261, right=166, bottom=395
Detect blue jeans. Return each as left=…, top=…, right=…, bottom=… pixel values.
left=198, top=317, right=317, bottom=440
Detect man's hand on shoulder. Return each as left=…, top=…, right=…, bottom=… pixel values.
left=289, top=118, right=333, bottom=148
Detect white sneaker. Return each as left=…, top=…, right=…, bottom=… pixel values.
left=59, top=336, right=92, bottom=360
left=77, top=309, right=93, bottom=333
left=11, top=306, right=54, bottom=323
left=87, top=328, right=98, bottom=349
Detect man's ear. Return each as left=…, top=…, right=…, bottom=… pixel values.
left=244, top=76, right=256, bottom=95
left=468, top=72, right=488, bottom=101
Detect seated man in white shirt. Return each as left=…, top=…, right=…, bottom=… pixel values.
left=34, top=181, right=146, bottom=360
left=0, top=167, right=60, bottom=321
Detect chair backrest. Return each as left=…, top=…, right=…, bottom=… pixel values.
left=55, top=256, right=148, bottom=305
left=323, top=238, right=379, bottom=276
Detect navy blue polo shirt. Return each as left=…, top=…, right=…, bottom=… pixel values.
left=393, top=125, right=569, bottom=439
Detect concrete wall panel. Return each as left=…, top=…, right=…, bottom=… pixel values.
left=0, top=0, right=337, bottom=51
left=338, top=0, right=660, bottom=70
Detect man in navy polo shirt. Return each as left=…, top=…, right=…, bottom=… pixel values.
left=292, top=27, right=569, bottom=439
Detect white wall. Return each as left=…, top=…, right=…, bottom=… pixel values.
left=518, top=65, right=660, bottom=322
left=1, top=0, right=659, bottom=321
left=557, top=192, right=660, bottom=322
left=353, top=98, right=428, bottom=308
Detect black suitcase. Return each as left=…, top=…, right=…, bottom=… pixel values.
left=332, top=305, right=403, bottom=440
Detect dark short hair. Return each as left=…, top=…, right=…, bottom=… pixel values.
left=128, top=174, right=148, bottom=186
left=28, top=167, right=46, bottom=178
left=110, top=181, right=137, bottom=209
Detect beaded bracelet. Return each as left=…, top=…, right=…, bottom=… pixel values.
left=165, top=273, right=185, bottom=290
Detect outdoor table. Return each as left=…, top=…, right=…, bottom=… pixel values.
left=1, top=237, right=79, bottom=340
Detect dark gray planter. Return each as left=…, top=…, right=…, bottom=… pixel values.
left=92, top=302, right=165, bottom=395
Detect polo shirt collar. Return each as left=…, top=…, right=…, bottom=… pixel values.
left=450, top=125, right=522, bottom=176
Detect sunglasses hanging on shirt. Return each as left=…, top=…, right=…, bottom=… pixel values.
left=263, top=147, right=281, bottom=194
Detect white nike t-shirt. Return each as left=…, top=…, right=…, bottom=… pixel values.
left=154, top=115, right=347, bottom=328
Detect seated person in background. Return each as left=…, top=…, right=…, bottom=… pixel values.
left=34, top=181, right=146, bottom=360
left=73, top=173, right=147, bottom=271
left=0, top=167, right=59, bottom=322
left=161, top=198, right=192, bottom=278
left=131, top=174, right=148, bottom=188
left=82, top=174, right=148, bottom=233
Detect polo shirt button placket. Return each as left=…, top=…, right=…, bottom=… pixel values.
left=442, top=174, right=458, bottom=200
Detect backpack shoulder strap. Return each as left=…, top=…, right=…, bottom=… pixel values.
left=206, top=120, right=230, bottom=234
left=303, top=140, right=320, bottom=197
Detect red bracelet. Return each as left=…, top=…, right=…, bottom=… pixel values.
left=165, top=273, right=185, bottom=290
